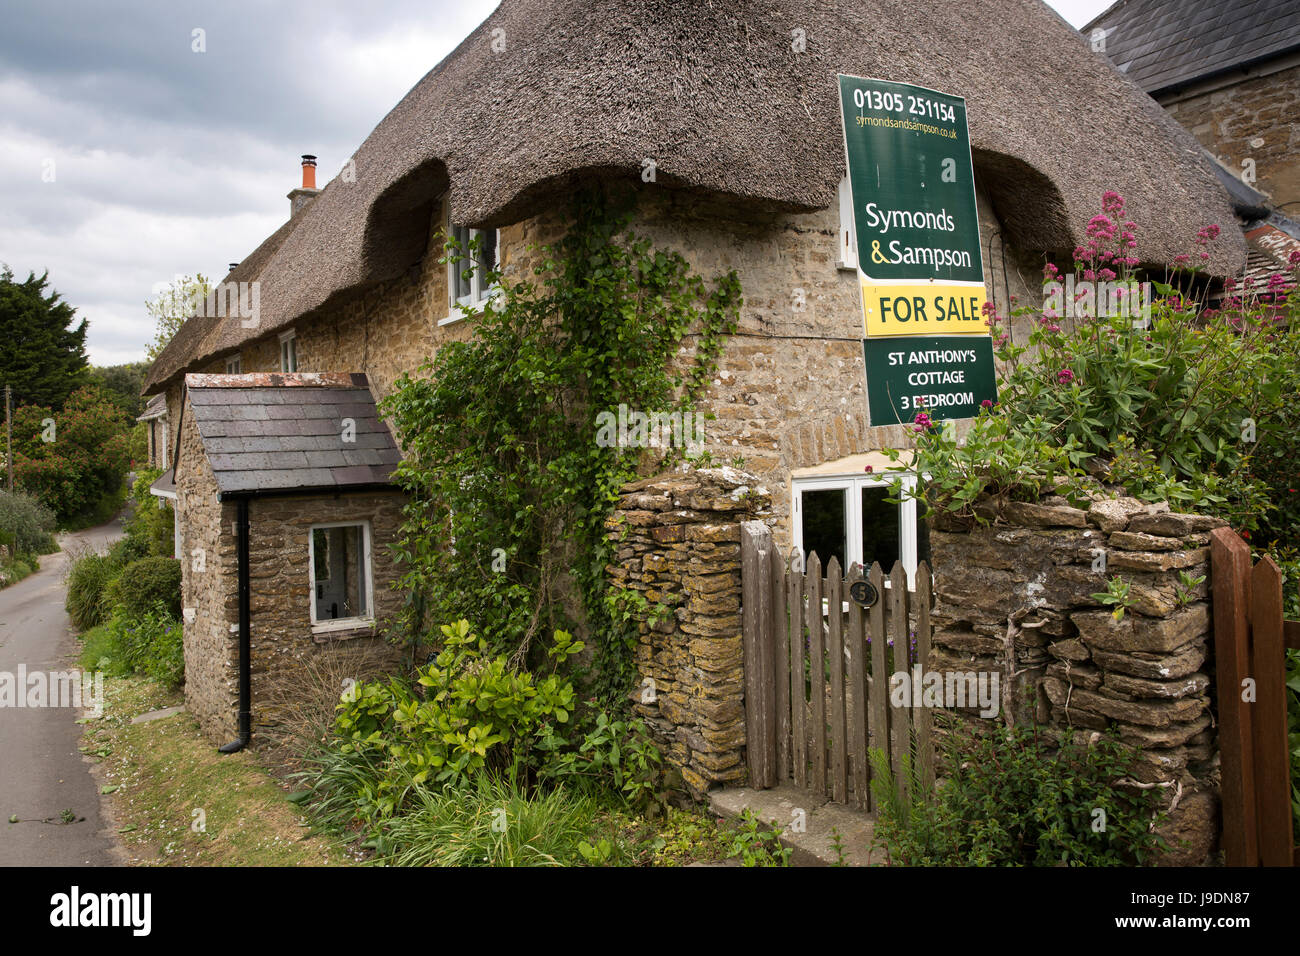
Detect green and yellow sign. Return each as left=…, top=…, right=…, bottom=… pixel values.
left=838, top=75, right=997, bottom=423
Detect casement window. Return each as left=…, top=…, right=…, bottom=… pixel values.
left=836, top=175, right=858, bottom=271
left=279, top=330, right=298, bottom=373
left=792, top=473, right=930, bottom=589
left=440, top=218, right=500, bottom=326
left=226, top=354, right=242, bottom=374
left=308, top=521, right=374, bottom=630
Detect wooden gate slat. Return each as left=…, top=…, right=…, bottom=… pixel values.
left=868, top=562, right=888, bottom=809
left=790, top=550, right=807, bottom=790
left=847, top=563, right=870, bottom=810
left=888, top=563, right=912, bottom=808
left=826, top=557, right=848, bottom=805
left=1251, top=556, right=1293, bottom=867
left=914, top=561, right=935, bottom=794
left=1210, top=527, right=1258, bottom=867
left=807, top=551, right=827, bottom=797
left=770, top=545, right=791, bottom=784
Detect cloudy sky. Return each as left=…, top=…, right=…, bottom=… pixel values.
left=1, top=0, right=1112, bottom=366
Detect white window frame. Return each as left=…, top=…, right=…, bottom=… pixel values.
left=307, top=520, right=375, bottom=633
left=836, top=175, right=859, bottom=271
left=440, top=220, right=501, bottom=326
left=279, top=330, right=298, bottom=373
left=791, top=472, right=921, bottom=590
left=225, top=354, right=242, bottom=374
left=157, top=419, right=168, bottom=470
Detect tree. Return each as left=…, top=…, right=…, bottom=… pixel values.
left=0, top=266, right=89, bottom=409
left=90, top=362, right=148, bottom=421
left=12, top=385, right=131, bottom=524
left=145, top=274, right=211, bottom=362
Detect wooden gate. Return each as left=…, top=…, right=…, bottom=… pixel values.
left=741, top=522, right=935, bottom=810
left=1211, top=527, right=1299, bottom=866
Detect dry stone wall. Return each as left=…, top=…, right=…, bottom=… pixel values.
left=927, top=494, right=1225, bottom=865
left=607, top=466, right=771, bottom=798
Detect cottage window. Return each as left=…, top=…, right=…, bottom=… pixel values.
left=308, top=522, right=373, bottom=629
left=226, top=354, right=242, bottom=374
left=792, top=473, right=929, bottom=589
left=441, top=220, right=500, bottom=326
left=279, top=330, right=298, bottom=373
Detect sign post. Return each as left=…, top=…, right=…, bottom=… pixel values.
left=838, top=75, right=997, bottom=425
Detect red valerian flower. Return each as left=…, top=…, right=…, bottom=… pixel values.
left=1057, top=368, right=1075, bottom=385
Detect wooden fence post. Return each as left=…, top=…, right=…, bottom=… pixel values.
left=742, top=522, right=776, bottom=789
left=1211, top=527, right=1258, bottom=867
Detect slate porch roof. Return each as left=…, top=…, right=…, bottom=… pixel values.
left=137, top=392, right=167, bottom=422
left=184, top=372, right=402, bottom=496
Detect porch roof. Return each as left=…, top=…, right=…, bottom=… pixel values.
left=184, top=372, right=402, bottom=496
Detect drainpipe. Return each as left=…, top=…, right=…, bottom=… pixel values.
left=219, top=495, right=252, bottom=753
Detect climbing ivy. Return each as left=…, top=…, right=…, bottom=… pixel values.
left=381, top=191, right=741, bottom=703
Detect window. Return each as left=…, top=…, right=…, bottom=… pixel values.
left=792, top=473, right=929, bottom=588
left=226, top=354, right=242, bottom=374
left=279, top=330, right=298, bottom=373
left=441, top=219, right=499, bottom=325
left=157, top=420, right=168, bottom=469
left=308, top=522, right=373, bottom=629
left=836, top=175, right=858, bottom=271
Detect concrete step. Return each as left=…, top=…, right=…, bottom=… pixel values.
left=709, top=785, right=885, bottom=866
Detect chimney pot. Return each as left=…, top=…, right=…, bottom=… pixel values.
left=228, top=262, right=239, bottom=272
left=288, top=153, right=322, bottom=219
left=301, top=154, right=317, bottom=190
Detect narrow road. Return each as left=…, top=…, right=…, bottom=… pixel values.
left=0, top=518, right=124, bottom=866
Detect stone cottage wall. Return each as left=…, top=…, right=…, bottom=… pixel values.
left=926, top=495, right=1226, bottom=865
left=244, top=491, right=406, bottom=738
left=174, top=393, right=238, bottom=741
left=606, top=467, right=771, bottom=798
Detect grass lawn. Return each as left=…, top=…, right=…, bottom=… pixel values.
left=83, top=675, right=348, bottom=866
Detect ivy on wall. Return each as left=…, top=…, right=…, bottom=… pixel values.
left=382, top=190, right=742, bottom=703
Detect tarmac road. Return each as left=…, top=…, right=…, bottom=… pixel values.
left=0, top=518, right=123, bottom=866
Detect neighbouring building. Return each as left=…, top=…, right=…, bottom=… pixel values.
left=1085, top=0, right=1300, bottom=212
left=142, top=0, right=1245, bottom=750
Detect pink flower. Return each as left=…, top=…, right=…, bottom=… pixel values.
left=1224, top=277, right=1237, bottom=291
left=1289, top=250, right=1300, bottom=265
left=913, top=412, right=933, bottom=432
left=1098, top=268, right=1117, bottom=280
left=981, top=399, right=993, bottom=409
left=1102, top=191, right=1125, bottom=215
left=1057, top=368, right=1075, bottom=385
left=1083, top=269, right=1097, bottom=281
left=864, top=465, right=873, bottom=473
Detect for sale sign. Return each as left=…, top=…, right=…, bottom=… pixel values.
left=838, top=74, right=997, bottom=423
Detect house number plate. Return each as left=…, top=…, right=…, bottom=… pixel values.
left=848, top=580, right=878, bottom=609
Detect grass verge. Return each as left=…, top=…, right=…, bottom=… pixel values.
left=84, top=675, right=348, bottom=866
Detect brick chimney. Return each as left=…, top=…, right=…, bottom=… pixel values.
left=287, top=154, right=321, bottom=218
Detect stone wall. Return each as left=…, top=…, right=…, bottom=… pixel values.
left=1161, top=62, right=1300, bottom=211
left=174, top=392, right=237, bottom=741
left=607, top=466, right=771, bottom=798
left=243, top=491, right=406, bottom=738
left=927, top=494, right=1226, bottom=865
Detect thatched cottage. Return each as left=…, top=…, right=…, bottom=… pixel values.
left=142, top=0, right=1244, bottom=749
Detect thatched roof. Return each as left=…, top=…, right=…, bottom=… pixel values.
left=144, top=0, right=1245, bottom=395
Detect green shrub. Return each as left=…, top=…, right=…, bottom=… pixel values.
left=104, top=555, right=181, bottom=619
left=65, top=551, right=124, bottom=630
left=369, top=775, right=600, bottom=866
left=122, top=468, right=174, bottom=558
left=869, top=725, right=1168, bottom=866
left=0, top=489, right=57, bottom=556
left=320, top=620, right=663, bottom=824
left=108, top=533, right=149, bottom=566
left=0, top=553, right=38, bottom=588
left=76, top=603, right=183, bottom=688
